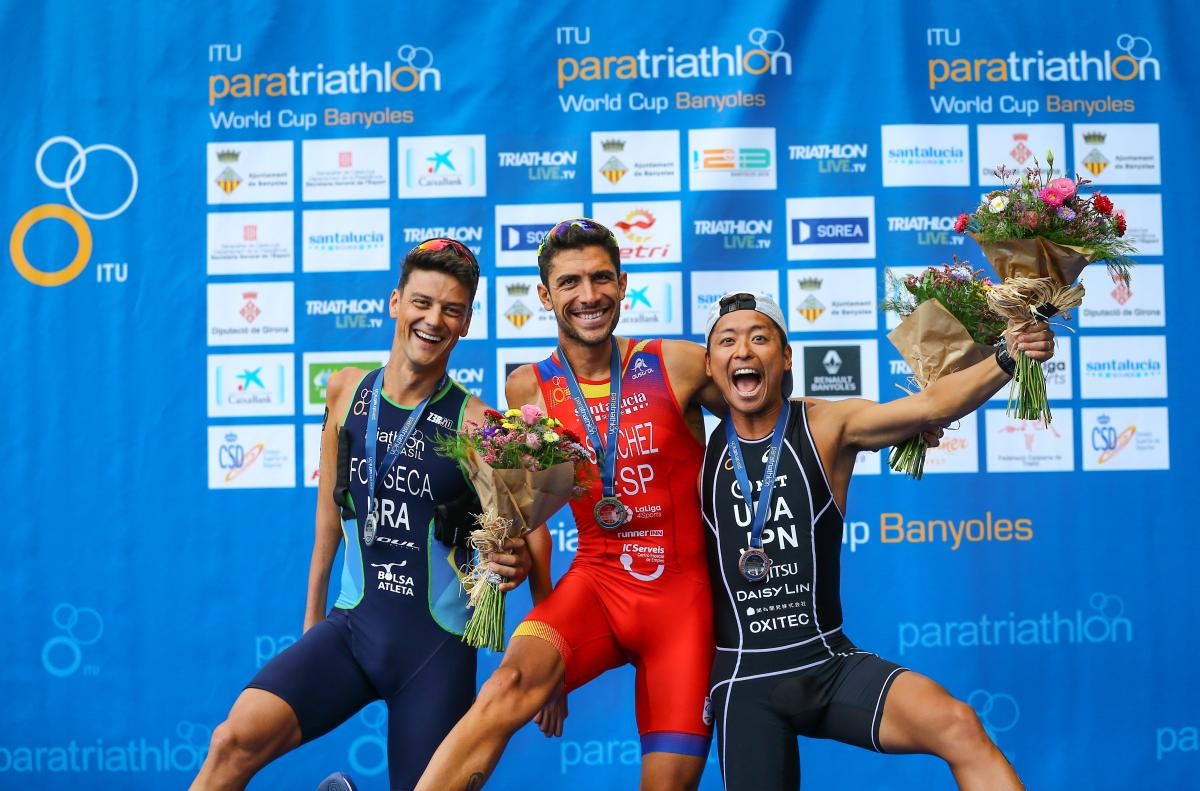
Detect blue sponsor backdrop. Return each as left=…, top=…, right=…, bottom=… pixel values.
left=2, top=0, right=1197, bottom=788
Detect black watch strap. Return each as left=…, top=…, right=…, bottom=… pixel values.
left=994, top=337, right=1017, bottom=378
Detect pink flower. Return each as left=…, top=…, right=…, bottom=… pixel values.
left=1038, top=187, right=1064, bottom=207
left=1019, top=211, right=1040, bottom=230
left=524, top=432, right=543, bottom=450
left=519, top=404, right=544, bottom=425
left=1047, top=178, right=1077, bottom=200
left=1039, top=177, right=1076, bottom=207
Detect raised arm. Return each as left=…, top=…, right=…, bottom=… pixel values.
left=838, top=321, right=1054, bottom=453
left=661, top=338, right=728, bottom=418
left=304, top=367, right=362, bottom=631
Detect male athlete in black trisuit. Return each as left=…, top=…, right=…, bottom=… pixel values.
left=699, top=292, right=1055, bottom=790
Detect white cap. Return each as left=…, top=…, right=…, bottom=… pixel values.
left=703, top=291, right=788, bottom=344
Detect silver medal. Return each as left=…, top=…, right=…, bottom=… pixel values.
left=363, top=511, right=378, bottom=546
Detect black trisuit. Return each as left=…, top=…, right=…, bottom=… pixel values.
left=701, top=401, right=907, bottom=790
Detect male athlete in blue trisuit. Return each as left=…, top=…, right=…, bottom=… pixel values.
left=191, top=240, right=550, bottom=791
left=699, top=292, right=1054, bottom=790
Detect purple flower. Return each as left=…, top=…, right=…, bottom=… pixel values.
left=481, top=425, right=500, bottom=438
left=1056, top=207, right=1077, bottom=221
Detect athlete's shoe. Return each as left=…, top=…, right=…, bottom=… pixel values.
left=316, top=771, right=358, bottom=791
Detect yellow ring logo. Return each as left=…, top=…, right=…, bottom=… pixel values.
left=9, top=135, right=137, bottom=287
left=10, top=204, right=93, bottom=287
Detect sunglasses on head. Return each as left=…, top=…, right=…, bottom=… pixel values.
left=537, top=218, right=616, bottom=257
left=410, top=238, right=479, bottom=270
left=718, top=292, right=759, bottom=316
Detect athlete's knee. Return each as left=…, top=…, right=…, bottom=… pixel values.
left=207, top=717, right=277, bottom=770
left=207, top=721, right=255, bottom=766
left=939, top=700, right=992, bottom=758
left=641, top=754, right=704, bottom=791
left=476, top=665, right=541, bottom=724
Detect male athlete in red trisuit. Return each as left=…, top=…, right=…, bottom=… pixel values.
left=416, top=219, right=726, bottom=791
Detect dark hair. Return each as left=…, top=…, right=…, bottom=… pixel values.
left=397, top=238, right=480, bottom=300
left=536, top=218, right=621, bottom=285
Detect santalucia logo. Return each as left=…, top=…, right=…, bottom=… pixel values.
left=9, top=136, right=137, bottom=286
left=209, top=45, right=441, bottom=105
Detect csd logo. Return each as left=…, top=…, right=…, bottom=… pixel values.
left=9, top=135, right=137, bottom=286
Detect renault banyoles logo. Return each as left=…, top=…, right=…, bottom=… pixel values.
left=10, top=135, right=138, bottom=286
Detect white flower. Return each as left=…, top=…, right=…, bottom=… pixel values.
left=988, top=195, right=1010, bottom=213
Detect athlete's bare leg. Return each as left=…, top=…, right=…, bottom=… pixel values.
left=878, top=672, right=1023, bottom=791
left=640, top=753, right=705, bottom=791
left=189, top=688, right=303, bottom=791
left=415, top=634, right=565, bottom=790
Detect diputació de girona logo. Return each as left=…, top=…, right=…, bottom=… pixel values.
left=9, top=135, right=138, bottom=286
left=42, top=602, right=103, bottom=677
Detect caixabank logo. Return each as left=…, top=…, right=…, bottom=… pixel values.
left=397, top=135, right=486, bottom=198
left=9, top=135, right=138, bottom=287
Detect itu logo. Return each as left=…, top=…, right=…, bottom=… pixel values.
left=968, top=689, right=1019, bottom=743
left=10, top=136, right=137, bottom=286
left=349, top=702, right=388, bottom=777
left=42, top=603, right=103, bottom=677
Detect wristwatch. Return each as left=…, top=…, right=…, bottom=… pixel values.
left=994, top=336, right=1017, bottom=378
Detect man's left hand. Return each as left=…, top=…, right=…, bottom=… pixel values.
left=487, top=536, right=531, bottom=593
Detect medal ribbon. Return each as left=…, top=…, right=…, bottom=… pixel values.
left=725, top=401, right=791, bottom=551
left=364, top=368, right=447, bottom=530
left=557, top=338, right=622, bottom=500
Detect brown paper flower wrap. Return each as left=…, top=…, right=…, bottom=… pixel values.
left=887, top=300, right=992, bottom=478
left=957, top=151, right=1135, bottom=424
left=436, top=406, right=590, bottom=652
left=972, top=235, right=1094, bottom=423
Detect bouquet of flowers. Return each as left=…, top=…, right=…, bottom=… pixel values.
left=957, top=150, right=1134, bottom=423
left=882, top=261, right=1005, bottom=478
left=436, top=405, right=591, bottom=651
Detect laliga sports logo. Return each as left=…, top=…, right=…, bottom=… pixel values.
left=10, top=136, right=137, bottom=286
left=967, top=689, right=1019, bottom=743
left=42, top=602, right=103, bottom=677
